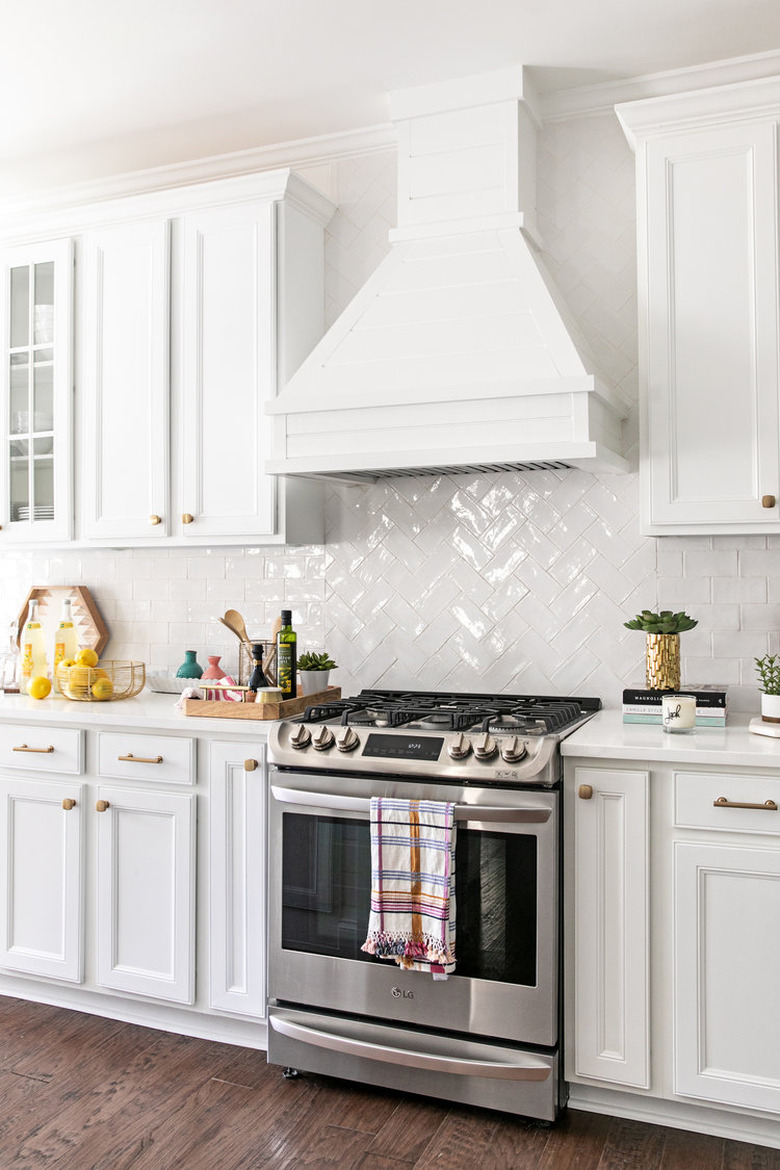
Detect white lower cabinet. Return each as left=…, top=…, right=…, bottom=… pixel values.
left=569, top=766, right=649, bottom=1088
left=0, top=775, right=84, bottom=982
left=566, top=750, right=780, bottom=1133
left=0, top=719, right=269, bottom=1045
left=208, top=742, right=266, bottom=1017
left=95, top=784, right=196, bottom=1004
left=674, top=839, right=780, bottom=1112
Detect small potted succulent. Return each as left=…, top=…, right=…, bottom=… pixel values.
left=297, top=650, right=338, bottom=696
left=755, top=655, right=780, bottom=722
left=624, top=609, right=698, bottom=691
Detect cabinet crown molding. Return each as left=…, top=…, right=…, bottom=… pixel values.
left=617, top=74, right=780, bottom=148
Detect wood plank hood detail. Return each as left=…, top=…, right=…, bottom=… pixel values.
left=267, top=68, right=629, bottom=480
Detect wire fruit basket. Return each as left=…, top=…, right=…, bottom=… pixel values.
left=56, top=660, right=146, bottom=702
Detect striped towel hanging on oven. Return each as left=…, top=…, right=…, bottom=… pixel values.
left=361, top=797, right=456, bottom=979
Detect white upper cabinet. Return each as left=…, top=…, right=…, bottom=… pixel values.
left=179, top=200, right=276, bottom=540
left=80, top=219, right=171, bottom=540
left=0, top=239, right=74, bottom=543
left=0, top=169, right=334, bottom=548
left=618, top=79, right=780, bottom=535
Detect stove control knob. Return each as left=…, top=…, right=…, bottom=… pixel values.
left=290, top=725, right=312, bottom=750
left=500, top=736, right=527, bottom=764
left=312, top=726, right=335, bottom=751
left=448, top=732, right=472, bottom=760
left=473, top=732, right=498, bottom=761
left=336, top=727, right=360, bottom=753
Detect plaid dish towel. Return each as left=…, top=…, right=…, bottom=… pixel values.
left=361, top=797, right=456, bottom=979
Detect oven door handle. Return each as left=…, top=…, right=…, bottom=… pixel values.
left=270, top=786, right=551, bottom=823
left=269, top=1013, right=551, bottom=1081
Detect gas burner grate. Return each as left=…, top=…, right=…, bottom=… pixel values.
left=296, top=688, right=599, bottom=735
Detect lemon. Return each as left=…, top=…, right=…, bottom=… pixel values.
left=91, top=677, right=114, bottom=701
left=28, top=676, right=52, bottom=700
left=76, top=647, right=99, bottom=668
left=66, top=665, right=92, bottom=694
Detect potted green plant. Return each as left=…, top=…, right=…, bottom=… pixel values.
left=755, top=655, right=780, bottom=722
left=624, top=609, right=698, bottom=691
left=298, top=650, right=338, bottom=696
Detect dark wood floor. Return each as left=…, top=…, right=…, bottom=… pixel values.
left=1, top=995, right=779, bottom=1169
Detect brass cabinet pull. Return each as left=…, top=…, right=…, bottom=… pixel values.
left=244, top=759, right=258, bottom=772
left=578, top=784, right=594, bottom=800
left=118, top=753, right=163, bottom=764
left=95, top=800, right=110, bottom=812
left=713, top=796, right=778, bottom=811
left=149, top=514, right=162, bottom=525
left=13, top=744, right=54, bottom=754
left=762, top=495, right=777, bottom=509
left=181, top=513, right=194, bottom=524
left=62, top=798, right=76, bottom=811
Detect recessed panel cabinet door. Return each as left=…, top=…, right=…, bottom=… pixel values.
left=642, top=120, right=780, bottom=531
left=675, top=841, right=780, bottom=1112
left=180, top=201, right=277, bottom=539
left=0, top=777, right=84, bottom=981
left=208, top=743, right=266, bottom=1017
left=95, top=786, right=195, bottom=1004
left=81, top=220, right=170, bottom=540
left=570, top=766, right=649, bottom=1089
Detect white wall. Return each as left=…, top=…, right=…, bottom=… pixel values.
left=0, top=114, right=774, bottom=708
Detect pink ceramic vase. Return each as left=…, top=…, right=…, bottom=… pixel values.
left=200, top=655, right=224, bottom=681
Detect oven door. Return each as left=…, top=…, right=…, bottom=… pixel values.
left=268, top=769, right=558, bottom=1048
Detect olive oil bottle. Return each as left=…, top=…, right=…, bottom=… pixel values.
left=276, top=610, right=297, bottom=701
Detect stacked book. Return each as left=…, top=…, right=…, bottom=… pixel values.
left=622, top=686, right=727, bottom=727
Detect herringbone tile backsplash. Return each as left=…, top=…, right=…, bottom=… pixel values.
left=0, top=114, right=775, bottom=709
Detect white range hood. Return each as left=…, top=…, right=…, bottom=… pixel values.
left=267, top=68, right=628, bottom=480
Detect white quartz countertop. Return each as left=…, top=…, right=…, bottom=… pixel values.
left=0, top=690, right=272, bottom=738
left=562, top=709, right=780, bottom=769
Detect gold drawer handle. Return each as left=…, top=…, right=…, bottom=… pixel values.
left=13, top=744, right=54, bottom=754
left=578, top=784, right=593, bottom=800
left=149, top=514, right=162, bottom=525
left=96, top=800, right=110, bottom=813
left=714, top=796, right=778, bottom=811
left=762, top=495, right=777, bottom=509
left=181, top=513, right=194, bottom=525
left=62, top=798, right=76, bottom=811
left=118, top=753, right=163, bottom=764
left=244, top=759, right=258, bottom=772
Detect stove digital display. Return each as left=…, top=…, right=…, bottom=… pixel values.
left=363, top=733, right=443, bottom=762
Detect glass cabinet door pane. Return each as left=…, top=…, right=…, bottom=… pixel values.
left=33, top=459, right=54, bottom=518
left=10, top=441, right=29, bottom=521
left=33, top=262, right=54, bottom=346
left=9, top=267, right=29, bottom=349
left=33, top=362, right=53, bottom=430
left=10, top=355, right=29, bottom=429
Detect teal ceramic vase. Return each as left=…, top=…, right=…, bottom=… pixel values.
left=176, top=650, right=203, bottom=679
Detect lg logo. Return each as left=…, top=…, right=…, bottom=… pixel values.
left=391, top=987, right=414, bottom=999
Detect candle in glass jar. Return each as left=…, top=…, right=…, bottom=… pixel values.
left=662, top=692, right=696, bottom=733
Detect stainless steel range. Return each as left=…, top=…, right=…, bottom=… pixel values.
left=266, top=688, right=600, bottom=1122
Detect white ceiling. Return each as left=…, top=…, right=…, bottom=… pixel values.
left=3, top=0, right=780, bottom=195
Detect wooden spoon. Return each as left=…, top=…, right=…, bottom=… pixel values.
left=222, top=609, right=252, bottom=646
left=262, top=616, right=283, bottom=683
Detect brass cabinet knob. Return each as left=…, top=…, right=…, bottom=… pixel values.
left=244, top=759, right=258, bottom=772
left=62, top=798, right=76, bottom=811
left=578, top=784, right=594, bottom=800
left=149, top=514, right=162, bottom=525
left=762, top=495, right=776, bottom=509
left=181, top=513, right=194, bottom=525
left=95, top=799, right=110, bottom=813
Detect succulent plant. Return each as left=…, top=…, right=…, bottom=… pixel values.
left=624, top=609, right=698, bottom=634
left=298, top=650, right=338, bottom=672
left=755, top=655, right=780, bottom=695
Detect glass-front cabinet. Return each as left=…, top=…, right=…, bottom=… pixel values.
left=0, top=240, right=73, bottom=542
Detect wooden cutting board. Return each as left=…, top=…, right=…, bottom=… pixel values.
left=181, top=685, right=341, bottom=721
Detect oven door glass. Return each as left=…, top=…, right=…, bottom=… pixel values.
left=280, top=812, right=538, bottom=986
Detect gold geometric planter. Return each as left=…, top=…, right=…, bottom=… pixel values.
left=645, top=633, right=681, bottom=691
